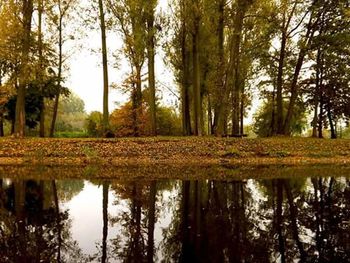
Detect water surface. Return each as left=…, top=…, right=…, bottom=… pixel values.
left=0, top=167, right=350, bottom=262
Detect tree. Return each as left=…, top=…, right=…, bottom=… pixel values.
left=109, top=100, right=181, bottom=137
left=47, top=0, right=78, bottom=137
left=107, top=0, right=148, bottom=136
left=191, top=0, right=203, bottom=136
left=14, top=0, right=34, bottom=137
left=146, top=0, right=158, bottom=136
left=37, top=0, right=46, bottom=137
left=307, top=0, right=350, bottom=139
left=98, top=0, right=110, bottom=134
left=283, top=0, right=323, bottom=134
left=253, top=100, right=307, bottom=137
left=54, top=92, right=87, bottom=134
left=163, top=0, right=192, bottom=135
left=85, top=111, right=103, bottom=137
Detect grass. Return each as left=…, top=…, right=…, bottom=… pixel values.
left=54, top=131, right=88, bottom=138
left=0, top=136, right=349, bottom=166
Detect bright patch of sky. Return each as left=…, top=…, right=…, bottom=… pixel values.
left=66, top=0, right=177, bottom=114
left=65, top=0, right=259, bottom=124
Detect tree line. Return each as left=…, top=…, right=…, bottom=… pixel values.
left=0, top=0, right=349, bottom=138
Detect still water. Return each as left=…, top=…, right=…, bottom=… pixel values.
left=0, top=170, right=350, bottom=262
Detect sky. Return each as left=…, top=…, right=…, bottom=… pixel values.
left=66, top=0, right=176, bottom=114
left=65, top=0, right=258, bottom=124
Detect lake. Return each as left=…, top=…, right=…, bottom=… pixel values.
left=0, top=165, right=349, bottom=262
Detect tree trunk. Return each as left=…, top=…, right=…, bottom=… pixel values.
left=0, top=114, right=3, bottom=137
left=284, top=13, right=316, bottom=134
left=135, top=68, right=142, bottom=136
left=231, top=0, right=245, bottom=136
left=270, top=85, right=277, bottom=136
left=312, top=55, right=321, bottom=138
left=312, top=101, right=318, bottom=138
left=182, top=50, right=191, bottom=136
left=208, top=95, right=213, bottom=135
left=99, top=0, right=110, bottom=134
left=38, top=0, right=45, bottom=138
left=275, top=2, right=300, bottom=135
left=50, top=89, right=60, bottom=137
left=312, top=48, right=323, bottom=138
left=327, top=104, right=337, bottom=139
left=50, top=15, right=63, bottom=138
left=283, top=46, right=308, bottom=135
left=276, top=30, right=287, bottom=135
left=15, top=0, right=34, bottom=137
left=11, top=118, right=15, bottom=135
left=318, top=96, right=324, bottom=138
left=147, top=2, right=157, bottom=136
left=180, top=0, right=191, bottom=136
left=192, top=0, right=202, bottom=136
left=213, top=0, right=225, bottom=136
left=0, top=70, right=3, bottom=136
left=240, top=89, right=244, bottom=135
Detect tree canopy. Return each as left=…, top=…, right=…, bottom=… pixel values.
left=0, top=0, right=349, bottom=138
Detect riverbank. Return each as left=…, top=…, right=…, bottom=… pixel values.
left=0, top=137, right=349, bottom=166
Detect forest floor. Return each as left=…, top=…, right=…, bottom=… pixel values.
left=0, top=136, right=349, bottom=167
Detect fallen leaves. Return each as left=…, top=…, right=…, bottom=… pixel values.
left=0, top=137, right=349, bottom=166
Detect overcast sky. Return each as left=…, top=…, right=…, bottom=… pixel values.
left=64, top=0, right=259, bottom=124
left=66, top=0, right=177, bottom=114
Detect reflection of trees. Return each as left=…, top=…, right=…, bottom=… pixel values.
left=102, top=182, right=109, bottom=263
left=162, top=180, right=269, bottom=262
left=0, top=179, right=85, bottom=262
left=261, top=177, right=350, bottom=262
left=161, top=177, right=350, bottom=262
left=107, top=180, right=159, bottom=262
left=57, top=180, right=84, bottom=202
left=306, top=177, right=350, bottom=262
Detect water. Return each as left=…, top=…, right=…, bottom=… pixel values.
left=0, top=167, right=350, bottom=262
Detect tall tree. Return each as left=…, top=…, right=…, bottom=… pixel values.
left=98, top=0, right=110, bottom=134
left=48, top=0, right=77, bottom=137
left=230, top=0, right=252, bottom=136
left=38, top=0, right=45, bottom=137
left=164, top=0, right=192, bottom=135
left=275, top=0, right=299, bottom=135
left=308, top=0, right=350, bottom=139
left=180, top=0, right=191, bottom=136
left=283, top=0, right=321, bottom=134
left=146, top=0, right=157, bottom=136
left=212, top=0, right=226, bottom=136
left=15, top=0, right=34, bottom=137
left=192, top=0, right=203, bottom=136
left=107, top=0, right=147, bottom=136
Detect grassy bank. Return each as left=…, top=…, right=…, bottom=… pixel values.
left=0, top=137, right=349, bottom=166
left=1, top=163, right=350, bottom=180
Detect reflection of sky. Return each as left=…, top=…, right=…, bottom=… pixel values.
left=63, top=181, right=174, bottom=261
left=67, top=0, right=177, bottom=114
left=64, top=182, right=104, bottom=254
left=64, top=182, right=122, bottom=258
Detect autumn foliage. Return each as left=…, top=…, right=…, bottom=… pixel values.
left=109, top=102, right=181, bottom=137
